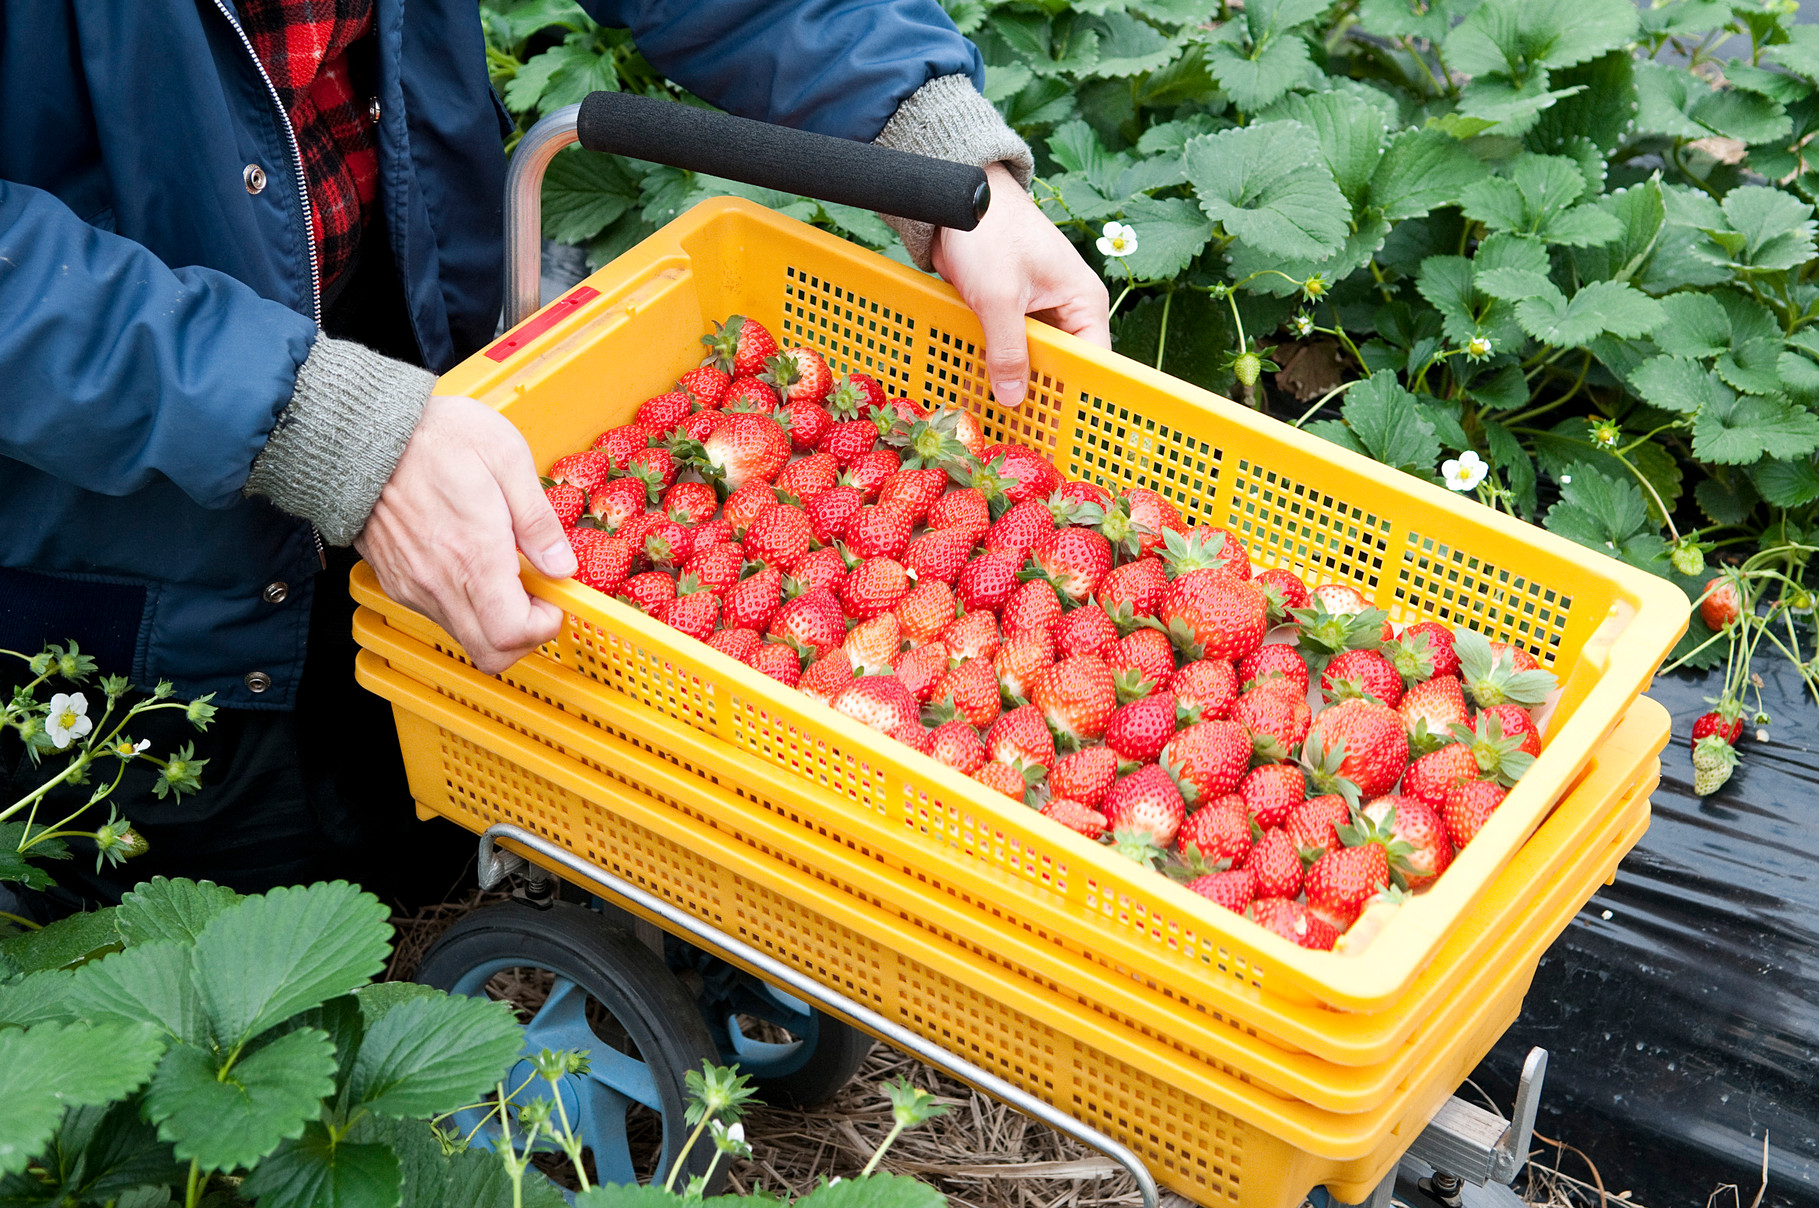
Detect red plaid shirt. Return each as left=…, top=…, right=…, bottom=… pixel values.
left=238, top=0, right=379, bottom=291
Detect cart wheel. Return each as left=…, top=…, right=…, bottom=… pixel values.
left=414, top=901, right=722, bottom=1190
left=664, top=938, right=874, bottom=1109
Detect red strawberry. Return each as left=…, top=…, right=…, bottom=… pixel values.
left=1443, top=780, right=1506, bottom=849
left=777, top=452, right=840, bottom=503
left=707, top=628, right=762, bottom=663
left=1285, top=794, right=1350, bottom=859
left=1002, top=580, right=1063, bottom=637
left=985, top=499, right=1055, bottom=563
left=877, top=467, right=948, bottom=523
left=1157, top=571, right=1268, bottom=662
left=661, top=481, right=717, bottom=527
left=1239, top=643, right=1311, bottom=697
left=842, top=613, right=902, bottom=676
left=1401, top=744, right=1480, bottom=810
left=1097, top=488, right=1185, bottom=559
left=1321, top=649, right=1404, bottom=707
left=626, top=446, right=679, bottom=495
left=895, top=641, right=953, bottom=704
left=1400, top=621, right=1459, bottom=679
left=845, top=450, right=901, bottom=498
left=545, top=481, right=586, bottom=529
left=1399, top=675, right=1470, bottom=742
left=980, top=444, right=1063, bottom=505
left=1184, top=868, right=1255, bottom=913
left=654, top=588, right=719, bottom=641
left=892, top=722, right=933, bottom=755
left=939, top=611, right=1001, bottom=662
left=1033, top=657, right=1118, bottom=749
left=955, top=553, right=1021, bottom=614
left=975, top=760, right=1042, bottom=803
left=1159, top=720, right=1251, bottom=806
left=1239, top=827, right=1304, bottom=899
left=587, top=477, right=647, bottom=532
left=841, top=557, right=910, bottom=619
left=931, top=657, right=1001, bottom=730
left=619, top=571, right=676, bottom=614
left=723, top=482, right=779, bottom=535
left=928, top=489, right=991, bottom=544
left=790, top=547, right=850, bottom=596
left=592, top=424, right=653, bottom=468
left=694, top=413, right=790, bottom=489
left=761, top=347, right=834, bottom=408
left=1048, top=746, right=1118, bottom=807
left=744, top=505, right=813, bottom=572
left=1101, top=764, right=1187, bottom=846
left=1156, top=526, right=1247, bottom=581
left=1025, top=528, right=1113, bottom=606
left=843, top=502, right=915, bottom=560
left=1231, top=681, right=1311, bottom=761
left=684, top=542, right=745, bottom=595
left=827, top=372, right=888, bottom=418
left=1311, top=582, right=1371, bottom=615
left=1239, top=763, right=1305, bottom=829
left=688, top=519, right=736, bottom=552
left=986, top=705, right=1055, bottom=770
left=1255, top=568, right=1311, bottom=626
left=1305, top=844, right=1390, bottom=931
left=994, top=629, right=1055, bottom=704
left=678, top=409, right=724, bottom=443
left=805, top=484, right=865, bottom=545
left=1247, top=898, right=1339, bottom=950
left=832, top=676, right=919, bottom=735
left=1692, top=703, right=1745, bottom=746
left=798, top=653, right=857, bottom=704
left=722, top=567, right=784, bottom=631
left=747, top=641, right=803, bottom=687
left=896, top=580, right=957, bottom=646
left=1105, top=693, right=1179, bottom=764
left=1304, top=699, right=1409, bottom=801
left=929, top=719, right=988, bottom=775
left=1476, top=703, right=1541, bottom=757
left=1168, top=660, right=1240, bottom=721
left=636, top=390, right=693, bottom=436
left=677, top=365, right=731, bottom=408
left=1107, top=629, right=1176, bottom=695
left=1700, top=576, right=1741, bottom=630
left=818, top=419, right=880, bottom=467
left=572, top=531, right=635, bottom=594
left=1176, top=797, right=1251, bottom=865
left=903, top=529, right=974, bottom=586
left=1095, top=558, right=1168, bottom=632
left=548, top=450, right=614, bottom=495
left=1041, top=797, right=1109, bottom=840
left=1052, top=605, right=1118, bottom=660
left=700, top=315, right=778, bottom=378
left=768, top=587, right=846, bottom=658
left=1363, top=796, right=1453, bottom=890
left=780, top=399, right=832, bottom=452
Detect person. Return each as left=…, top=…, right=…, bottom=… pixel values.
left=0, top=1, right=1108, bottom=908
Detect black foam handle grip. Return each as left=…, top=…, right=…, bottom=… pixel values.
left=576, top=90, right=990, bottom=231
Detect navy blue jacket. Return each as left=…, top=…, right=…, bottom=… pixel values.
left=0, top=1, right=982, bottom=708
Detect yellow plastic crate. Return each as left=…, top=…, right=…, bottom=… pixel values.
left=357, top=645, right=1653, bottom=1208
left=378, top=196, right=1686, bottom=1019
left=353, top=595, right=1665, bottom=1085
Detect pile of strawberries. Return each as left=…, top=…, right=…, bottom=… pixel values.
left=542, top=316, right=1559, bottom=952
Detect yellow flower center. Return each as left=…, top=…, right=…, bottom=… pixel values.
left=57, top=708, right=79, bottom=730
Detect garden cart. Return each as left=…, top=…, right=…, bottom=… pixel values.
left=352, top=92, right=1689, bottom=1208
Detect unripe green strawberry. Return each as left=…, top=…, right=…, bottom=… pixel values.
left=1233, top=351, right=1262, bottom=388
left=1692, top=733, right=1739, bottom=796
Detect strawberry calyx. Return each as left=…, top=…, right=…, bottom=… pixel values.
left=1165, top=844, right=1235, bottom=882
left=758, top=351, right=802, bottom=398
left=1407, top=717, right=1453, bottom=758
left=1157, top=528, right=1234, bottom=578
left=1455, top=630, right=1557, bottom=708
left=1047, top=492, right=1103, bottom=530
left=1334, top=805, right=1418, bottom=890
left=699, top=315, right=751, bottom=375
left=1447, top=715, right=1534, bottom=786
left=1384, top=631, right=1436, bottom=686
left=1290, top=599, right=1388, bottom=665
left=1321, top=675, right=1385, bottom=706
left=1095, top=498, right=1154, bottom=560
left=1298, top=732, right=1362, bottom=809
left=885, top=414, right=976, bottom=472
left=1103, top=826, right=1167, bottom=869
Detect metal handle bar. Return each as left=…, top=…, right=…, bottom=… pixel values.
left=504, top=93, right=991, bottom=327
left=477, top=822, right=1161, bottom=1208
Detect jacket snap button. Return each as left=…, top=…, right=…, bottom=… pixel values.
left=244, top=670, right=272, bottom=693
left=263, top=581, right=289, bottom=605
left=368, top=97, right=382, bottom=123
left=243, top=164, right=267, bottom=194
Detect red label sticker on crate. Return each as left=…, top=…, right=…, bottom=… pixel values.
left=483, top=286, right=601, bottom=362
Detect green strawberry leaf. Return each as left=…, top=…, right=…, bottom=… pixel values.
left=1692, top=393, right=1819, bottom=465
left=1628, top=355, right=1725, bottom=414
left=1339, top=373, right=1443, bottom=477
left=1514, top=280, right=1666, bottom=347
left=0, top=1022, right=166, bottom=1177
left=144, top=1030, right=337, bottom=1173
left=1443, top=0, right=1638, bottom=80
left=1116, top=195, right=1216, bottom=281
left=1184, top=122, right=1352, bottom=261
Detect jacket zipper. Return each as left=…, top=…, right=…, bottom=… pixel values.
left=211, top=0, right=331, bottom=567
left=208, top=0, right=322, bottom=327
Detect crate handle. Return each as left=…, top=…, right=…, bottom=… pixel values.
left=504, top=95, right=990, bottom=328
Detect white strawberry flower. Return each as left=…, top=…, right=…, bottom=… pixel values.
left=1290, top=312, right=1314, bottom=337
left=1465, top=334, right=1494, bottom=360
left=45, top=692, right=92, bottom=749
left=1442, top=450, right=1489, bottom=493
left=1096, top=222, right=1138, bottom=258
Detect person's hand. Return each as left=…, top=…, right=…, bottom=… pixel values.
left=356, top=395, right=576, bottom=675
left=930, top=162, right=1111, bottom=409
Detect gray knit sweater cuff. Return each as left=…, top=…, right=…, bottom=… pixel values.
left=244, top=334, right=435, bottom=547
left=874, top=74, right=1035, bottom=270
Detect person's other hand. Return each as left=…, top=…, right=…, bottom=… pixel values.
left=356, top=395, right=576, bottom=674
left=930, top=162, right=1111, bottom=409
